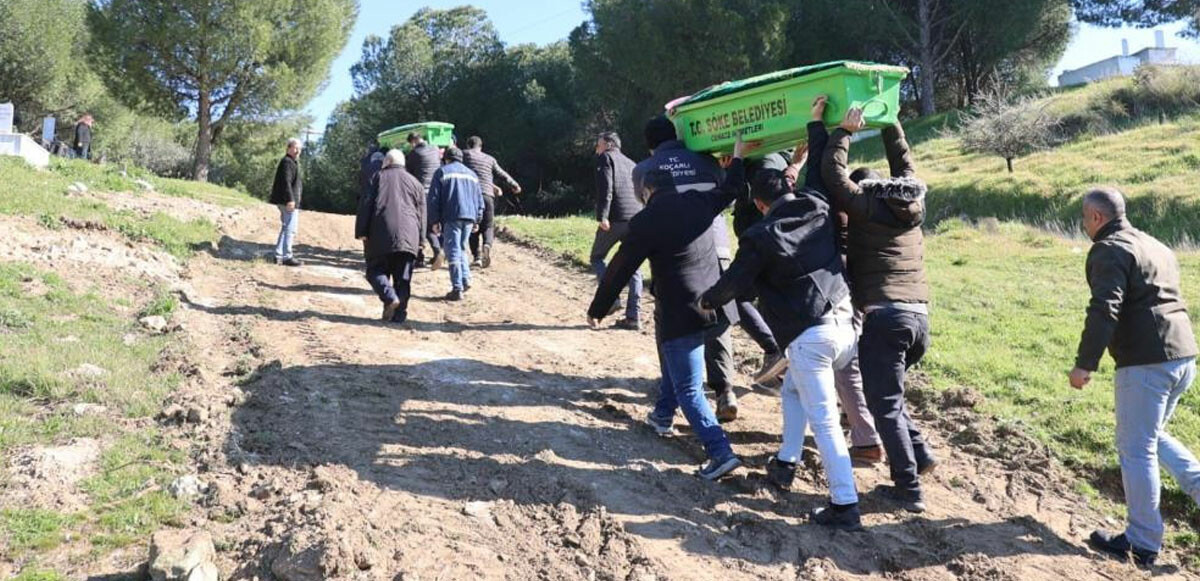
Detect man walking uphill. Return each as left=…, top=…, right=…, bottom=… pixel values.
left=823, top=108, right=936, bottom=512
left=407, top=132, right=444, bottom=268
left=590, top=131, right=644, bottom=331
left=356, top=150, right=426, bottom=324
left=463, top=136, right=521, bottom=269
left=269, top=138, right=304, bottom=267
left=428, top=147, right=483, bottom=302
left=588, top=136, right=759, bottom=482
left=1070, top=187, right=1200, bottom=568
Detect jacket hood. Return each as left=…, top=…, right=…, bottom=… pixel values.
left=859, top=176, right=926, bottom=227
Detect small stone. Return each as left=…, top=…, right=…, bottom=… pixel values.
left=463, top=501, right=493, bottom=522
left=186, top=406, right=209, bottom=424
left=72, top=403, right=108, bottom=416
left=140, top=315, right=169, bottom=334
left=148, top=529, right=218, bottom=581
left=488, top=477, right=508, bottom=495
left=168, top=475, right=208, bottom=500
left=71, top=363, right=108, bottom=378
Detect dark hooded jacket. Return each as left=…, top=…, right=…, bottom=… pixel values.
left=594, top=148, right=642, bottom=223
left=822, top=124, right=928, bottom=306
left=355, top=165, right=427, bottom=260
left=463, top=148, right=518, bottom=197
left=1075, top=218, right=1198, bottom=370
left=405, top=142, right=441, bottom=189
left=589, top=160, right=746, bottom=342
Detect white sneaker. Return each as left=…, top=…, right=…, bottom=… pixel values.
left=645, top=412, right=675, bottom=437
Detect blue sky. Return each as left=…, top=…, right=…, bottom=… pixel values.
left=303, top=2, right=1200, bottom=132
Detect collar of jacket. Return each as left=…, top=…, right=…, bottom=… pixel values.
left=1092, top=217, right=1130, bottom=242
left=859, top=176, right=926, bottom=201
left=766, top=193, right=797, bottom=216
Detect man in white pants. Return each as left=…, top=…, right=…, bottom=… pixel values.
left=700, top=103, right=862, bottom=529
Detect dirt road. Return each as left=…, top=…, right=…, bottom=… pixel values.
left=135, top=201, right=1188, bottom=579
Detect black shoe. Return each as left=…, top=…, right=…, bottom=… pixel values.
left=918, top=457, right=939, bottom=476
left=872, top=484, right=926, bottom=513
left=811, top=503, right=863, bottom=531
left=696, top=455, right=742, bottom=481
left=481, top=244, right=492, bottom=269
left=614, top=317, right=641, bottom=331
left=765, top=456, right=796, bottom=491
left=277, top=257, right=302, bottom=267
left=1089, top=530, right=1157, bottom=568
left=444, top=290, right=464, bottom=302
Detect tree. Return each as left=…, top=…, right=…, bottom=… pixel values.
left=949, top=0, right=1071, bottom=107
left=88, top=0, right=356, bottom=181
left=958, top=90, right=1060, bottom=173
left=1071, top=0, right=1200, bottom=37
left=0, top=0, right=102, bottom=124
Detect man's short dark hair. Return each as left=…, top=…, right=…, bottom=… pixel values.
left=443, top=146, right=464, bottom=163
left=750, top=169, right=789, bottom=205
left=406, top=132, right=423, bottom=144
left=598, top=131, right=621, bottom=151
left=1084, top=186, right=1127, bottom=220
left=644, top=115, right=677, bottom=150
left=466, top=136, right=482, bottom=149
left=850, top=167, right=881, bottom=183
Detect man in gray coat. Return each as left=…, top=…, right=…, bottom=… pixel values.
left=590, top=131, right=644, bottom=330
left=1071, top=186, right=1200, bottom=568
left=356, top=150, right=427, bottom=324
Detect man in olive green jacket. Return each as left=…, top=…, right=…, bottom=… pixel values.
left=1070, top=186, right=1200, bottom=568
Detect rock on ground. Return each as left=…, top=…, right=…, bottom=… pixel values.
left=148, top=529, right=220, bottom=581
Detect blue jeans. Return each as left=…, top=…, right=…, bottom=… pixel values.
left=443, top=219, right=474, bottom=292
left=590, top=221, right=641, bottom=320
left=1115, top=357, right=1200, bottom=552
left=275, top=205, right=299, bottom=260
left=650, top=330, right=734, bottom=462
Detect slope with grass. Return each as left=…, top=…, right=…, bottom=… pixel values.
left=0, top=157, right=255, bottom=577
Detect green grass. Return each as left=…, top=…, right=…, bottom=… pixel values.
left=0, top=157, right=255, bottom=258
left=9, top=569, right=68, bottom=581
left=498, top=215, right=599, bottom=268
left=0, top=262, right=187, bottom=559
left=499, top=216, right=1200, bottom=533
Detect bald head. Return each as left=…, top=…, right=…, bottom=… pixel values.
left=1083, top=187, right=1126, bottom=221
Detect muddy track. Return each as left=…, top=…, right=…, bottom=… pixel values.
left=154, top=204, right=1187, bottom=580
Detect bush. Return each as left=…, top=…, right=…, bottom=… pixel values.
left=957, top=90, right=1061, bottom=173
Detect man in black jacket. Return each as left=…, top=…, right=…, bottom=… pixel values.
left=587, top=137, right=758, bottom=481
left=406, top=132, right=444, bottom=268
left=589, top=131, right=644, bottom=330
left=356, top=150, right=426, bottom=324
left=269, top=138, right=304, bottom=267
left=464, top=136, right=521, bottom=269
left=701, top=110, right=861, bottom=531
left=73, top=114, right=93, bottom=160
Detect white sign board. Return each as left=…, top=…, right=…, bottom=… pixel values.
left=42, top=117, right=56, bottom=143
left=0, top=103, right=12, bottom=134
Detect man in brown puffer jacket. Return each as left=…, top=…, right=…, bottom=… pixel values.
left=822, top=108, right=936, bottom=513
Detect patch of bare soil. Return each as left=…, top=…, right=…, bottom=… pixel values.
left=3, top=195, right=1192, bottom=580
left=7, top=438, right=102, bottom=512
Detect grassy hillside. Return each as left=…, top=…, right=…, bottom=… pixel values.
left=0, top=158, right=255, bottom=574
left=848, top=75, right=1200, bottom=244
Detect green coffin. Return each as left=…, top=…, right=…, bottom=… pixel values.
left=378, top=121, right=456, bottom=153
left=667, top=61, right=910, bottom=157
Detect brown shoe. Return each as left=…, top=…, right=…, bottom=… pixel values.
left=715, top=391, right=738, bottom=423
left=850, top=445, right=883, bottom=467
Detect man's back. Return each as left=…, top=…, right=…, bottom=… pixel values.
left=595, top=149, right=642, bottom=223
left=429, top=161, right=482, bottom=223
left=634, top=140, right=730, bottom=253
left=1079, top=220, right=1198, bottom=369
left=463, top=149, right=517, bottom=195
left=405, top=143, right=440, bottom=188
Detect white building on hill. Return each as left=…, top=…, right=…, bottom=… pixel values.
left=1058, top=30, right=1178, bottom=87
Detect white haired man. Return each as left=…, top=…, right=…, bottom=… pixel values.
left=356, top=150, right=427, bottom=323
left=269, top=138, right=304, bottom=266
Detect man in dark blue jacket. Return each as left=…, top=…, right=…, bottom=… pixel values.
left=428, top=147, right=483, bottom=301
left=588, top=137, right=758, bottom=481
left=633, top=116, right=740, bottom=422
left=701, top=99, right=861, bottom=530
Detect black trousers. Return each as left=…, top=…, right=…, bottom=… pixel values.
left=860, top=307, right=934, bottom=494
left=365, top=252, right=416, bottom=322
left=469, top=195, right=496, bottom=258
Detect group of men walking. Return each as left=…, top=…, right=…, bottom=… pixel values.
left=587, top=96, right=932, bottom=529
left=585, top=94, right=1200, bottom=562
